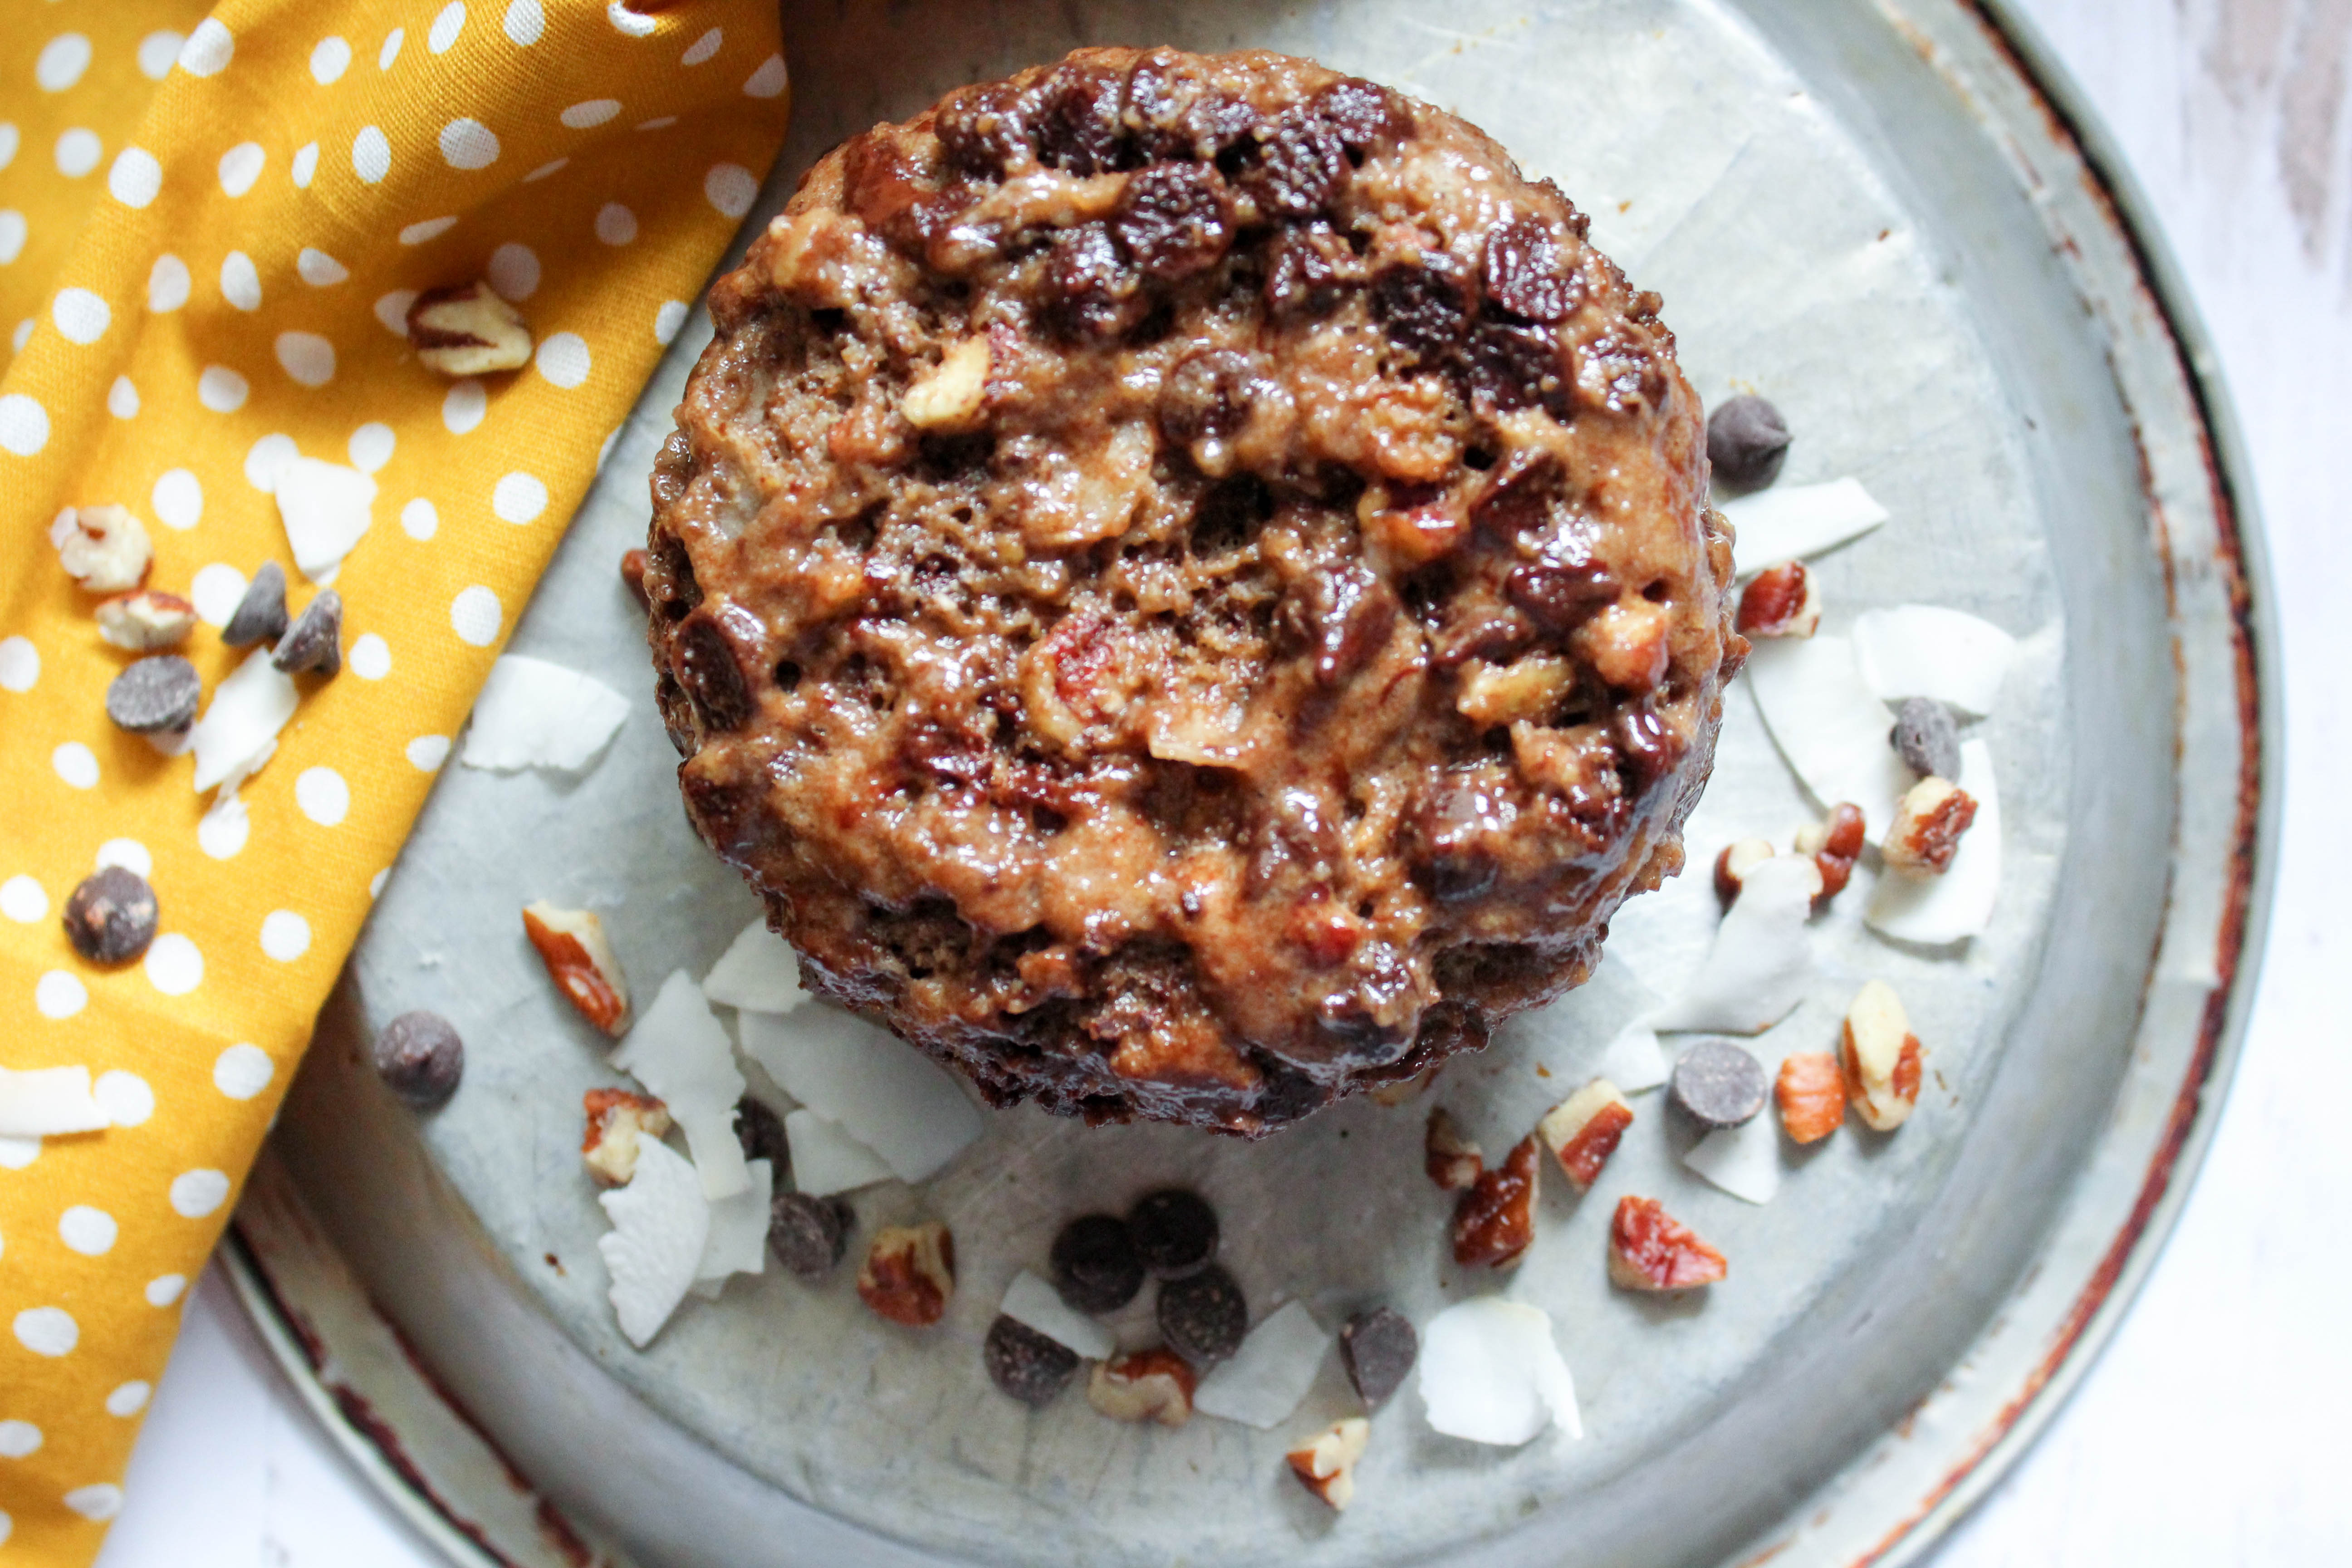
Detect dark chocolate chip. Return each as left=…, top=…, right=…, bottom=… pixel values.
left=104, top=655, right=201, bottom=735
left=1411, top=770, right=1519, bottom=902
left=1459, top=319, right=1569, bottom=416
left=733, top=1096, right=789, bottom=1172
left=1043, top=222, right=1137, bottom=339
left=1670, top=1039, right=1771, bottom=1129
left=1284, top=560, right=1398, bottom=688
left=222, top=561, right=290, bottom=648
left=1263, top=225, right=1358, bottom=320
left=936, top=79, right=1034, bottom=178
left=1034, top=62, right=1129, bottom=176
left=984, top=1314, right=1079, bottom=1407
left=1613, top=700, right=1684, bottom=793
left=1505, top=556, right=1615, bottom=631
left=769, top=1190, right=853, bottom=1279
left=1706, top=395, right=1792, bottom=491
left=61, top=867, right=158, bottom=964
left=1311, top=78, right=1411, bottom=152
left=1339, top=1307, right=1418, bottom=1407
left=373, top=1010, right=465, bottom=1109
left=271, top=591, right=342, bottom=676
left=1157, top=348, right=1258, bottom=447
left=1233, top=105, right=1347, bottom=218
left=1156, top=1263, right=1248, bottom=1367
left=1890, top=696, right=1961, bottom=781
left=674, top=606, right=755, bottom=732
left=1109, top=162, right=1228, bottom=279
left=1369, top=258, right=1470, bottom=364
left=1049, top=1213, right=1144, bottom=1314
left=1482, top=219, right=1577, bottom=323
left=1128, top=1188, right=1219, bottom=1279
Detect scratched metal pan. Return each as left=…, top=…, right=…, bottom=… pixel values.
left=229, top=0, right=2274, bottom=1564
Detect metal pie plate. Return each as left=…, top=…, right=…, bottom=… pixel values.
left=230, top=0, right=2274, bottom=1564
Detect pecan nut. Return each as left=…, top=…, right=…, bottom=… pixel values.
left=1087, top=1347, right=1196, bottom=1426
left=522, top=902, right=633, bottom=1035
left=1450, top=1132, right=1539, bottom=1269
left=1285, top=1416, right=1371, bottom=1510
left=407, top=281, right=533, bottom=376
left=1536, top=1077, right=1633, bottom=1191
left=1607, top=1196, right=1727, bottom=1291
left=581, top=1088, right=672, bottom=1186
left=1841, top=980, right=1923, bottom=1131
left=858, top=1221, right=956, bottom=1327
left=1883, top=777, right=1978, bottom=874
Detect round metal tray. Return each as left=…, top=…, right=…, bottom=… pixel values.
left=228, top=0, right=2274, bottom=1563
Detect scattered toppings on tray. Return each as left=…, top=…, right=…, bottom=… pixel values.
left=1157, top=1262, right=1250, bottom=1367
left=1339, top=1307, right=1419, bottom=1408
left=1419, top=1298, right=1581, bottom=1447
left=1775, top=1053, right=1847, bottom=1145
left=612, top=971, right=749, bottom=1199
left=1450, top=1132, right=1539, bottom=1269
left=51, top=505, right=152, bottom=593
left=407, top=280, right=535, bottom=377
left=1841, top=980, right=1924, bottom=1132
left=0, top=1066, right=113, bottom=1138
left=598, top=1137, right=709, bottom=1348
left=986, top=1315, right=1081, bottom=1408
left=460, top=655, right=630, bottom=774
left=1650, top=853, right=1819, bottom=1034
left=1536, top=1078, right=1633, bottom=1191
left=1193, top=1300, right=1329, bottom=1429
left=700, top=917, right=806, bottom=1014
left=1745, top=636, right=1914, bottom=842
left=1286, top=1417, right=1371, bottom=1512
left=1607, top=1197, right=1727, bottom=1291
left=370, top=1010, right=464, bottom=1109
left=1128, top=1187, right=1219, bottom=1279
left=1866, top=737, right=2001, bottom=944
left=581, top=1089, right=671, bottom=1186
left=1049, top=1213, right=1145, bottom=1314
left=1668, top=1040, right=1769, bottom=1131
left=1734, top=559, right=1820, bottom=639
left=1705, top=394, right=1791, bottom=491
left=1000, top=1268, right=1116, bottom=1361
left=1424, top=1106, right=1484, bottom=1191
left=858, top=1220, right=956, bottom=1328
left=738, top=1007, right=982, bottom=1184
left=61, top=867, right=157, bottom=965
left=768, top=1191, right=853, bottom=1279
left=273, top=456, right=376, bottom=585
left=1089, top=1348, right=1196, bottom=1427
left=522, top=901, right=633, bottom=1035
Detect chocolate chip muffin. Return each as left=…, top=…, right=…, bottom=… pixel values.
left=645, top=46, right=1740, bottom=1135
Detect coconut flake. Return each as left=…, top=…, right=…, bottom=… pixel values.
left=1853, top=606, right=2017, bottom=718
left=1192, top=1302, right=1329, bottom=1429
left=597, top=1137, right=710, bottom=1348
left=190, top=651, right=299, bottom=793
left=737, top=1007, right=982, bottom=1185
left=693, top=1156, right=773, bottom=1290
left=700, top=918, right=806, bottom=1014
left=0, top=1066, right=110, bottom=1137
left=1001, top=1269, right=1116, bottom=1360
left=460, top=655, right=630, bottom=774
left=1684, top=1114, right=1782, bottom=1204
left=1597, top=1021, right=1670, bottom=1093
left=1721, top=478, right=1889, bottom=581
left=782, top=1108, right=893, bottom=1196
left=274, top=456, right=377, bottom=584
left=1419, top=1298, right=1581, bottom=1446
left=1867, top=737, right=2001, bottom=944
left=1745, top=636, right=1912, bottom=845
left=1650, top=855, right=1820, bottom=1035
left=612, top=971, right=749, bottom=1200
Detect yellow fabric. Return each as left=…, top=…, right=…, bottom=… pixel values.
left=0, top=2, right=787, bottom=1558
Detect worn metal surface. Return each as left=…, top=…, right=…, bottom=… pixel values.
left=235, top=0, right=2270, bottom=1563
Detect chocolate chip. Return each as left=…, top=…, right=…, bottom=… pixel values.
left=1110, top=162, right=1228, bottom=279
left=1411, top=770, right=1519, bottom=902
left=1043, top=222, right=1137, bottom=339
left=734, top=1096, right=789, bottom=1171
left=674, top=607, right=755, bottom=732
left=1284, top=560, right=1398, bottom=687
left=985, top=1314, right=1079, bottom=1407
left=271, top=591, right=343, bottom=676
left=1890, top=696, right=1961, bottom=781
left=62, top=867, right=157, bottom=964
left=1706, top=395, right=1792, bottom=491
left=769, top=1190, right=853, bottom=1279
left=1049, top=1213, right=1144, bottom=1314
left=1670, top=1039, right=1770, bottom=1129
left=1613, top=700, right=1684, bottom=792
left=1482, top=219, right=1577, bottom=323
left=104, top=655, right=200, bottom=734
left=1035, top=62, right=1129, bottom=176
left=1157, top=348, right=1258, bottom=446
left=1338, top=1306, right=1418, bottom=1407
left=1233, top=105, right=1347, bottom=218
left=373, top=1010, right=465, bottom=1109
left=1263, top=225, right=1357, bottom=319
left=222, top=561, right=289, bottom=648
left=936, top=79, right=1034, bottom=178
left=1156, top=1262, right=1247, bottom=1366
left=1506, top=554, right=1615, bottom=631
left=1370, top=259, right=1470, bottom=364
left=1122, top=49, right=1255, bottom=161
left=1311, top=78, right=1411, bottom=153
left=1128, top=1188, right=1219, bottom=1279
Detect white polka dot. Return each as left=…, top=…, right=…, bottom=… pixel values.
left=0, top=394, right=50, bottom=455
left=179, top=18, right=235, bottom=76
left=406, top=734, right=451, bottom=771
left=594, top=203, right=637, bottom=245
left=523, top=157, right=567, bottom=183
left=634, top=117, right=677, bottom=133
left=451, top=587, right=501, bottom=647
left=504, top=0, right=545, bottom=44
left=561, top=99, right=620, bottom=130
left=96, top=841, right=151, bottom=879
left=369, top=868, right=390, bottom=897
left=10, top=320, right=29, bottom=355
left=486, top=242, right=539, bottom=300
left=291, top=141, right=318, bottom=187
left=535, top=332, right=589, bottom=388
left=348, top=632, right=392, bottom=681
left=276, top=331, right=335, bottom=387
left=217, top=141, right=265, bottom=196
left=442, top=379, right=486, bottom=434
left=105, top=1382, right=151, bottom=1417
left=353, top=125, right=390, bottom=184
left=214, top=1043, right=274, bottom=1100
left=682, top=26, right=722, bottom=65
left=147, top=254, right=189, bottom=312
left=744, top=54, right=788, bottom=99
left=197, top=366, right=249, bottom=412
left=197, top=796, right=248, bottom=860
left=14, top=1307, right=77, bottom=1357
left=400, top=216, right=458, bottom=246
left=146, top=1274, right=186, bottom=1307
left=108, top=147, right=162, bottom=208
left=245, top=432, right=299, bottom=491
left=0, top=1137, right=37, bottom=1171
left=705, top=162, right=759, bottom=219
left=374, top=289, right=417, bottom=334
left=401, top=498, right=439, bottom=539
left=0, top=877, right=43, bottom=921
left=169, top=1169, right=231, bottom=1218
left=430, top=2, right=466, bottom=52
left=295, top=766, right=350, bottom=824
left=260, top=910, right=311, bottom=961
left=0, top=211, right=23, bottom=265
left=493, top=471, right=548, bottom=522
left=94, top=1070, right=154, bottom=1127
left=59, top=1207, right=117, bottom=1256
left=137, top=31, right=185, bottom=80
left=37, top=34, right=94, bottom=92
left=108, top=376, right=139, bottom=418
left=51, top=288, right=108, bottom=344
left=53, top=742, right=98, bottom=789
left=190, top=564, right=247, bottom=625
left=0, top=1421, right=38, bottom=1458
left=55, top=128, right=102, bottom=177
left=64, top=1484, right=122, bottom=1522
left=654, top=299, right=690, bottom=345
left=310, top=36, right=351, bottom=83
left=440, top=118, right=499, bottom=170
left=152, top=469, right=202, bottom=529
left=347, top=424, right=393, bottom=474
left=0, top=638, right=38, bottom=692
left=607, top=1, right=658, bottom=37
left=35, top=970, right=86, bottom=1019
left=0, top=125, right=15, bottom=173
left=220, top=251, right=261, bottom=311
left=142, top=932, right=203, bottom=996
left=295, top=248, right=347, bottom=289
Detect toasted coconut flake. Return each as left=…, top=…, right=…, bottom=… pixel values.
left=783, top=1107, right=893, bottom=1196
left=700, top=918, right=807, bottom=1014
left=1683, top=1114, right=1783, bottom=1204
left=1745, top=636, right=1911, bottom=845
left=274, top=456, right=377, bottom=584
left=0, top=1066, right=110, bottom=1137
left=1852, top=605, right=2018, bottom=717
left=596, top=1137, right=710, bottom=1348
left=611, top=970, right=749, bottom=1200
left=694, top=1156, right=774, bottom=1289
left=461, top=655, right=630, bottom=774
left=1000, top=1268, right=1116, bottom=1360
left=1597, top=1020, right=1670, bottom=1092
left=1419, top=1298, right=1581, bottom=1446
left=1192, top=1301, right=1329, bottom=1430
left=1650, top=855, right=1820, bottom=1035
left=1866, top=738, right=2001, bottom=944
left=1721, top=478, right=1888, bottom=581
left=190, top=651, right=299, bottom=794
left=737, top=1006, right=982, bottom=1185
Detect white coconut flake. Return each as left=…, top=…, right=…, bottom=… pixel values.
left=1650, top=855, right=1819, bottom=1035
left=0, top=1066, right=110, bottom=1137
left=1721, top=478, right=1889, bottom=580
left=783, top=1108, right=893, bottom=1196
left=1867, top=737, right=2002, bottom=945
left=693, top=1156, right=772, bottom=1289
left=700, top=918, right=806, bottom=1014
left=460, top=655, right=630, bottom=773
left=1745, top=635, right=1912, bottom=845
left=274, top=456, right=377, bottom=583
left=1597, top=1020, right=1670, bottom=1093
left=1192, top=1301, right=1329, bottom=1429
left=1684, top=1114, right=1782, bottom=1204
left=190, top=652, right=298, bottom=793
left=1000, top=1269, right=1116, bottom=1360
left=1852, top=605, right=2019, bottom=718
left=1420, top=1298, right=1581, bottom=1446
left=737, top=1007, right=983, bottom=1185
left=597, top=1137, right=710, bottom=1348
left=612, top=971, right=749, bottom=1200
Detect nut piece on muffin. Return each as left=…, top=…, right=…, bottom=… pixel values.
left=645, top=45, right=1741, bottom=1135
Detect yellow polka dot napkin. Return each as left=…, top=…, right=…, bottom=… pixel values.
left=0, top=3, right=787, bottom=1558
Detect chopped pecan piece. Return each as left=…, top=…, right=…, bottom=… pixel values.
left=522, top=902, right=633, bottom=1035
left=1711, top=838, right=1774, bottom=906
left=1794, top=802, right=1866, bottom=905
left=1775, top=1052, right=1845, bottom=1144
left=858, top=1220, right=956, bottom=1328
left=1607, top=1196, right=1727, bottom=1291
left=1536, top=1078, right=1633, bottom=1191
left=1883, top=777, right=1978, bottom=874
left=1841, top=980, right=1923, bottom=1131
left=1087, top=1347, right=1196, bottom=1426
left=1424, top=1106, right=1483, bottom=1191
left=581, top=1089, right=672, bottom=1186
left=1451, top=1133, right=1539, bottom=1269
left=1285, top=1416, right=1371, bottom=1511
left=1734, top=560, right=1819, bottom=638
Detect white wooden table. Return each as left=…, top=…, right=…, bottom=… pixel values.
left=93, top=0, right=2352, bottom=1561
